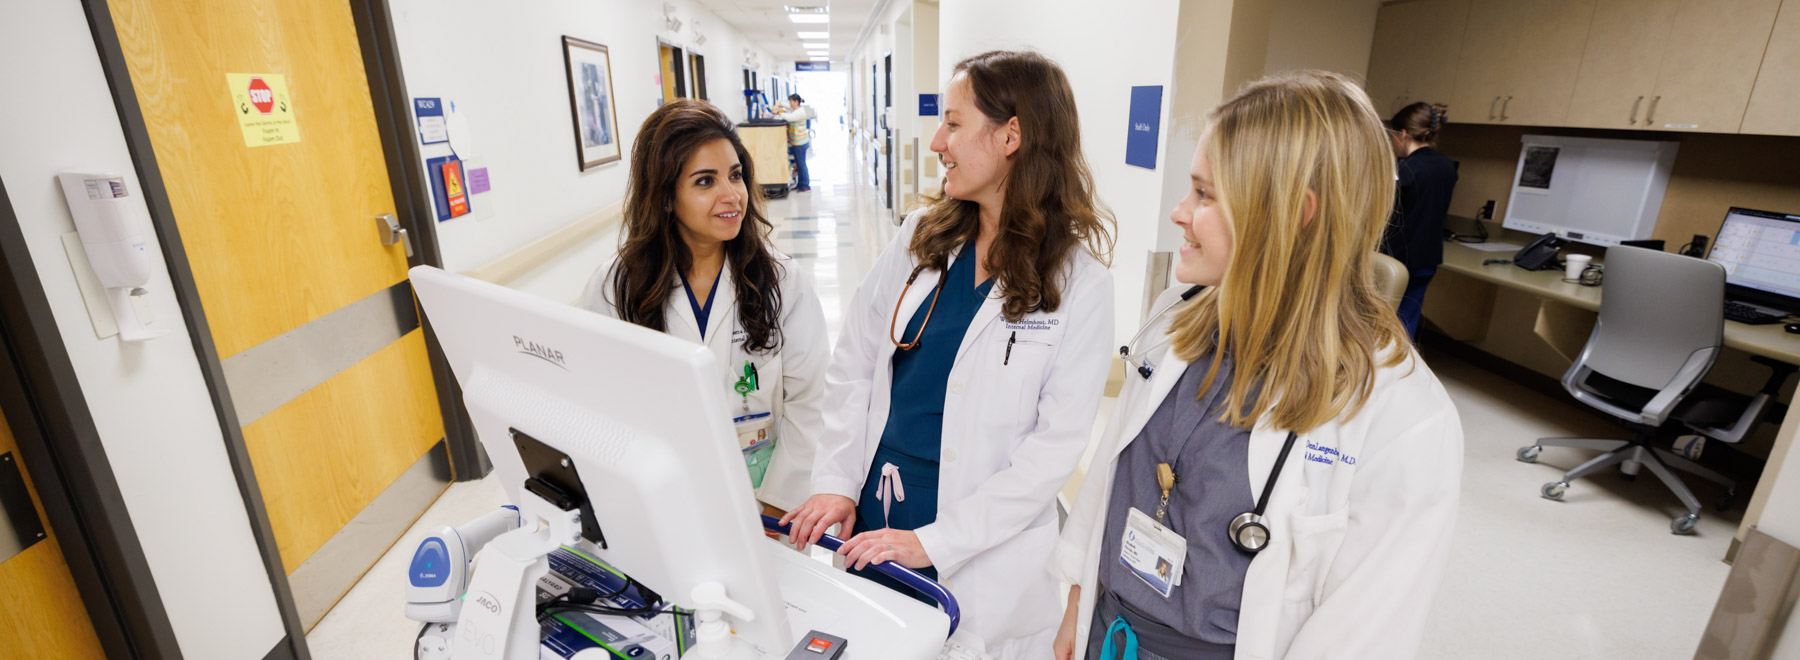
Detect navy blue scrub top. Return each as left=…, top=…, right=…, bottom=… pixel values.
left=880, top=240, right=994, bottom=465
left=677, top=261, right=726, bottom=337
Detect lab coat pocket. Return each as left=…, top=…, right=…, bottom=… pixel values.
left=998, top=336, right=1055, bottom=427
left=1279, top=508, right=1350, bottom=606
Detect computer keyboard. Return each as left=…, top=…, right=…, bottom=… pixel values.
left=1724, top=301, right=1783, bottom=325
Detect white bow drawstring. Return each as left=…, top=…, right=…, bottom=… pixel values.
left=877, top=462, right=905, bottom=528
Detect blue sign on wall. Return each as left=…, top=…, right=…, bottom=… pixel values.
left=1125, top=86, right=1163, bottom=170
left=796, top=61, right=831, bottom=72
left=414, top=97, right=448, bottom=146
left=919, top=93, right=939, bottom=117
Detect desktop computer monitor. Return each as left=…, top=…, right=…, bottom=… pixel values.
left=1707, top=207, right=1800, bottom=313
left=408, top=266, right=793, bottom=656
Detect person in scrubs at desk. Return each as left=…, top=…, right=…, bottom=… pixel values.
left=580, top=99, right=830, bottom=518
left=781, top=50, right=1116, bottom=658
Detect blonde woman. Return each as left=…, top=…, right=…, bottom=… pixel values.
left=1050, top=71, right=1463, bottom=660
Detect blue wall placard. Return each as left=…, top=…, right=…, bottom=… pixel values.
left=1125, top=86, right=1162, bottom=170
left=796, top=61, right=831, bottom=72
left=919, top=93, right=939, bottom=117
left=414, top=97, right=448, bottom=146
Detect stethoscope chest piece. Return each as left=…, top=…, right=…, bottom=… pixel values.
left=1228, top=512, right=1270, bottom=553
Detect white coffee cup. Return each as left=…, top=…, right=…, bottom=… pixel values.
left=1565, top=253, right=1592, bottom=280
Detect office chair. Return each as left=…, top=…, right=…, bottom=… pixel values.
left=1515, top=246, right=1794, bottom=534
left=1370, top=252, right=1411, bottom=311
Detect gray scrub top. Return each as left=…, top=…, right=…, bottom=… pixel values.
left=1096, top=355, right=1255, bottom=646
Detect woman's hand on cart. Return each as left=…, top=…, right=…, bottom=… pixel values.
left=840, top=528, right=931, bottom=570
left=779, top=494, right=856, bottom=552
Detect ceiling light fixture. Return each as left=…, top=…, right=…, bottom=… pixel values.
left=787, top=14, right=828, bottom=24
left=809, top=56, right=829, bottom=61
left=796, top=31, right=829, bottom=39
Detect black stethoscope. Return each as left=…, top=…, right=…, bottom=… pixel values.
left=1116, top=284, right=1299, bottom=554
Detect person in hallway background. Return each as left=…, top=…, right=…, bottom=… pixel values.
left=780, top=50, right=1115, bottom=659
left=1052, top=72, right=1463, bottom=660
left=1379, top=102, right=1457, bottom=339
left=776, top=93, right=817, bottom=192
left=578, top=98, right=830, bottom=519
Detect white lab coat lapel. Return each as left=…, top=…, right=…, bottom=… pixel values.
left=1105, top=346, right=1190, bottom=467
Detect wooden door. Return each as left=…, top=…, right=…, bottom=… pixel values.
left=1365, top=1, right=1419, bottom=116
left=1646, top=0, right=1783, bottom=133
left=1741, top=0, right=1800, bottom=136
left=1564, top=0, right=1679, bottom=129
left=108, top=0, right=446, bottom=628
left=1492, top=0, right=1597, bottom=126
left=0, top=408, right=106, bottom=659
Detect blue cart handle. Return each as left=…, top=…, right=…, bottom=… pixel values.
left=760, top=514, right=961, bottom=637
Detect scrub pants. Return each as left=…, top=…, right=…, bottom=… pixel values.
left=789, top=142, right=811, bottom=190
left=848, top=444, right=938, bottom=605
left=1396, top=267, right=1435, bottom=340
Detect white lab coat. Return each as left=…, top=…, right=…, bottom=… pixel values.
left=811, top=212, right=1115, bottom=658
left=577, top=254, right=831, bottom=511
left=1051, top=285, right=1464, bottom=660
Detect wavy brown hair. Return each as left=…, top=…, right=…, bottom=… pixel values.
left=911, top=50, right=1114, bottom=320
left=609, top=98, right=785, bottom=353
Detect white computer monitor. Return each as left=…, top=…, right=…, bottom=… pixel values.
left=408, top=266, right=792, bottom=656
left=1709, top=207, right=1800, bottom=311
left=1503, top=134, right=1678, bottom=246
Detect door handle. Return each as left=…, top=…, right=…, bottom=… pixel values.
left=1500, top=96, right=1513, bottom=120
left=1489, top=96, right=1500, bottom=120
left=376, top=213, right=413, bottom=259
left=1645, top=95, right=1661, bottom=125
left=1629, top=96, right=1644, bottom=125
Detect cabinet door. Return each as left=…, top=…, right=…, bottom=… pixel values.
left=1366, top=1, right=1420, bottom=116
left=1647, top=0, right=1783, bottom=133
left=1741, top=0, right=1800, bottom=135
left=1447, top=0, right=1519, bottom=124
left=1565, top=0, right=1679, bottom=129
left=1494, top=0, right=1599, bottom=125
left=1408, top=0, right=1472, bottom=112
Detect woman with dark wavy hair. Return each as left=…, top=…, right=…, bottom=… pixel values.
left=579, top=98, right=829, bottom=517
left=780, top=50, right=1116, bottom=657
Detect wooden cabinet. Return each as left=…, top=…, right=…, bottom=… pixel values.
left=1565, top=0, right=1680, bottom=129
left=1646, top=0, right=1783, bottom=133
left=1742, top=0, right=1800, bottom=135
left=1364, top=0, right=1471, bottom=117
left=1449, top=0, right=1598, bottom=126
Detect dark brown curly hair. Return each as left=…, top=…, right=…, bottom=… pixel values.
left=910, top=50, right=1115, bottom=320
left=608, top=99, right=785, bottom=353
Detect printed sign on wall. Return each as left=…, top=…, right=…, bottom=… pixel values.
left=920, top=93, right=939, bottom=117
left=1125, top=86, right=1162, bottom=170
left=227, top=73, right=300, bottom=147
left=414, top=97, right=449, bottom=145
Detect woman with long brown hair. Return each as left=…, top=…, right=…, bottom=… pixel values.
left=578, top=98, right=829, bottom=516
left=779, top=50, right=1116, bottom=658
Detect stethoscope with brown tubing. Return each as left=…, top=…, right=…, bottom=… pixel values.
left=1114, top=283, right=1300, bottom=554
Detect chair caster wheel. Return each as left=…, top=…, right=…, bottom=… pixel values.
left=1717, top=489, right=1737, bottom=511
left=1516, top=446, right=1541, bottom=463
left=1620, top=471, right=1637, bottom=482
left=1541, top=482, right=1568, bottom=501
left=1672, top=514, right=1699, bottom=535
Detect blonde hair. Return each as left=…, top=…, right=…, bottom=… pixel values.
left=1170, top=70, right=1410, bottom=432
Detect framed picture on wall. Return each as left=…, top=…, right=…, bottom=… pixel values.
left=563, top=36, right=621, bottom=170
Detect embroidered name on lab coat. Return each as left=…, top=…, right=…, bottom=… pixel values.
left=732, top=329, right=748, bottom=344
left=1004, top=318, right=1059, bottom=331
left=1305, top=441, right=1358, bottom=466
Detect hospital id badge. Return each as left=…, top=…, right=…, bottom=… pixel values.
left=1119, top=507, right=1187, bottom=598
left=733, top=412, right=774, bottom=453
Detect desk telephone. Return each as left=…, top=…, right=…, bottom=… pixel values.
left=1513, top=233, right=1567, bottom=271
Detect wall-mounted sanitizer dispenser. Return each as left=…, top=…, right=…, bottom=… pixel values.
left=56, top=172, right=167, bottom=342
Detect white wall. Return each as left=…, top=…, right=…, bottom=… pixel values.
left=0, top=2, right=287, bottom=658
left=937, top=0, right=1183, bottom=343
left=389, top=0, right=778, bottom=275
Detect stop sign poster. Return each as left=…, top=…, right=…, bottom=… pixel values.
left=226, top=73, right=300, bottom=147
